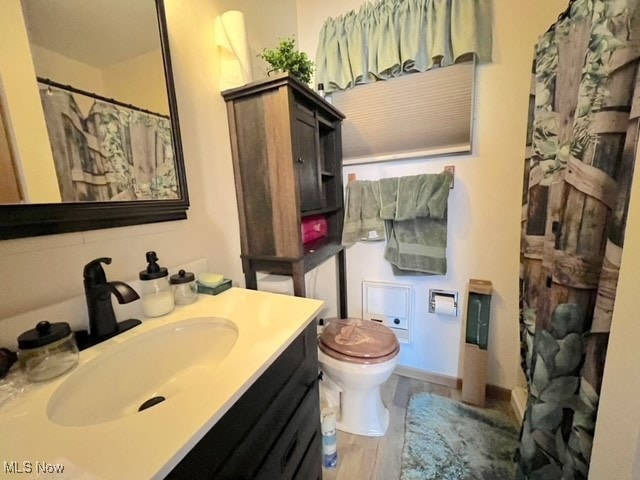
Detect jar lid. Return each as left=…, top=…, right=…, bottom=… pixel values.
left=139, top=251, right=169, bottom=280
left=18, top=321, right=72, bottom=349
left=170, top=269, right=195, bottom=284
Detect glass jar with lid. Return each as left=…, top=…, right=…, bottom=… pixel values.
left=170, top=269, right=198, bottom=305
left=17, top=321, right=79, bottom=382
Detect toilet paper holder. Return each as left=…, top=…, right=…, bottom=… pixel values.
left=428, top=289, right=458, bottom=315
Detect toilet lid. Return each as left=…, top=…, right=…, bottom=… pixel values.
left=319, top=318, right=399, bottom=361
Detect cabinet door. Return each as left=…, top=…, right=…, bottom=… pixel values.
left=294, top=106, right=323, bottom=212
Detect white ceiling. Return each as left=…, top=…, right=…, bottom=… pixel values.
left=21, top=0, right=161, bottom=69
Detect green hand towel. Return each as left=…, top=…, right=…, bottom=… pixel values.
left=342, top=180, right=386, bottom=247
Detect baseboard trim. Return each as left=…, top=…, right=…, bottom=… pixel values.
left=511, top=386, right=527, bottom=423
left=394, top=365, right=460, bottom=389
left=486, top=384, right=513, bottom=402
left=394, top=365, right=513, bottom=402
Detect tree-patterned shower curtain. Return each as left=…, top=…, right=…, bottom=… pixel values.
left=518, top=0, right=639, bottom=478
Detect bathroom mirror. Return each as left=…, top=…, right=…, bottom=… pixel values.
left=0, top=0, right=189, bottom=239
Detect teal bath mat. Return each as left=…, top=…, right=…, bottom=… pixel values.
left=401, top=393, right=519, bottom=480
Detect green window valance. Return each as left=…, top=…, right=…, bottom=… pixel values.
left=315, top=0, right=493, bottom=92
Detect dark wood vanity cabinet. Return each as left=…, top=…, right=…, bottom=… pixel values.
left=166, top=322, right=322, bottom=480
left=222, top=74, right=347, bottom=317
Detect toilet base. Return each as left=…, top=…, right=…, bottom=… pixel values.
left=337, top=385, right=390, bottom=437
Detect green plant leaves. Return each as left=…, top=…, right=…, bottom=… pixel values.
left=258, top=37, right=314, bottom=84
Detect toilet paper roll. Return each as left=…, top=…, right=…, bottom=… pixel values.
left=433, top=295, right=457, bottom=316
left=214, top=11, right=253, bottom=90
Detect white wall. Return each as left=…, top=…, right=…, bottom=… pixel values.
left=215, top=0, right=299, bottom=80
left=296, top=0, right=567, bottom=389
left=33, top=40, right=167, bottom=116
left=590, top=148, right=640, bottom=478
left=103, top=50, right=168, bottom=115
left=30, top=44, right=106, bottom=116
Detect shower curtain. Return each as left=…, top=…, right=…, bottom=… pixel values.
left=39, top=87, right=177, bottom=202
left=518, top=0, right=639, bottom=478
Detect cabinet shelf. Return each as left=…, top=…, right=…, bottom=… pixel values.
left=239, top=239, right=343, bottom=275
left=304, top=238, right=344, bottom=270
left=301, top=205, right=341, bottom=217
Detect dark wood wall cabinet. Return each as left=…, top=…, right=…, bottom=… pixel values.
left=222, top=73, right=347, bottom=317
left=167, top=322, right=322, bottom=479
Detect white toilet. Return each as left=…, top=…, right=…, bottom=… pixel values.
left=254, top=274, right=399, bottom=436
left=318, top=318, right=399, bottom=437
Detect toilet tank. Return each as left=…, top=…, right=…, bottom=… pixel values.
left=256, top=272, right=296, bottom=295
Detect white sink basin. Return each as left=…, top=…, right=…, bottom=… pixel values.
left=47, top=317, right=238, bottom=427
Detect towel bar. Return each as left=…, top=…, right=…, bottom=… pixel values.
left=347, top=167, right=455, bottom=188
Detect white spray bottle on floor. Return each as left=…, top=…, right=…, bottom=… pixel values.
left=321, top=409, right=338, bottom=468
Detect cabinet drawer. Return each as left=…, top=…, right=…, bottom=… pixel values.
left=255, top=381, right=321, bottom=480
left=293, top=430, right=323, bottom=480
left=215, top=373, right=319, bottom=479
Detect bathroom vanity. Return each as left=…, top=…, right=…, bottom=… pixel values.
left=167, top=317, right=321, bottom=479
left=0, top=288, right=323, bottom=479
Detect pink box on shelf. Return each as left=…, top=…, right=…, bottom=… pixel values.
left=301, top=215, right=328, bottom=244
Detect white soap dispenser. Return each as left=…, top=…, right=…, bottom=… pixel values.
left=139, top=251, right=175, bottom=317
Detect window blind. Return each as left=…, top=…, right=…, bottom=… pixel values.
left=330, top=61, right=475, bottom=165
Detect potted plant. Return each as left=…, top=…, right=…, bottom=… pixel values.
left=258, top=36, right=314, bottom=85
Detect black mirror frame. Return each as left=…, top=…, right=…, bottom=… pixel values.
left=0, top=0, right=189, bottom=240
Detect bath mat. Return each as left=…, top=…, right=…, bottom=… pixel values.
left=401, top=393, right=519, bottom=480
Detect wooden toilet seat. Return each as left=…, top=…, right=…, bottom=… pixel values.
left=318, top=318, right=400, bottom=365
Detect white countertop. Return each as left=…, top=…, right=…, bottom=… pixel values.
left=0, top=288, right=323, bottom=479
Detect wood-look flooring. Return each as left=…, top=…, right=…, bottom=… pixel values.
left=322, top=374, right=518, bottom=480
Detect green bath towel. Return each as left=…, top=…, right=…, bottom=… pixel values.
left=342, top=171, right=452, bottom=275
left=380, top=171, right=452, bottom=275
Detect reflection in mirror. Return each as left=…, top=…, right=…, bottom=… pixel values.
left=0, top=97, right=22, bottom=203
left=10, top=0, right=176, bottom=203
left=0, top=0, right=189, bottom=238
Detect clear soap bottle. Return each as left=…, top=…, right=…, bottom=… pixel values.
left=139, top=251, right=175, bottom=317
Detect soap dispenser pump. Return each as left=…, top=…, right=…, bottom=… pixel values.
left=139, top=251, right=175, bottom=317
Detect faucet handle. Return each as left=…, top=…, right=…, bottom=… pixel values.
left=83, top=257, right=112, bottom=283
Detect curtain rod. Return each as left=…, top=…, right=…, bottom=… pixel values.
left=37, top=77, right=170, bottom=119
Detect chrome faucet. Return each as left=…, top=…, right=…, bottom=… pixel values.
left=78, top=257, right=141, bottom=350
